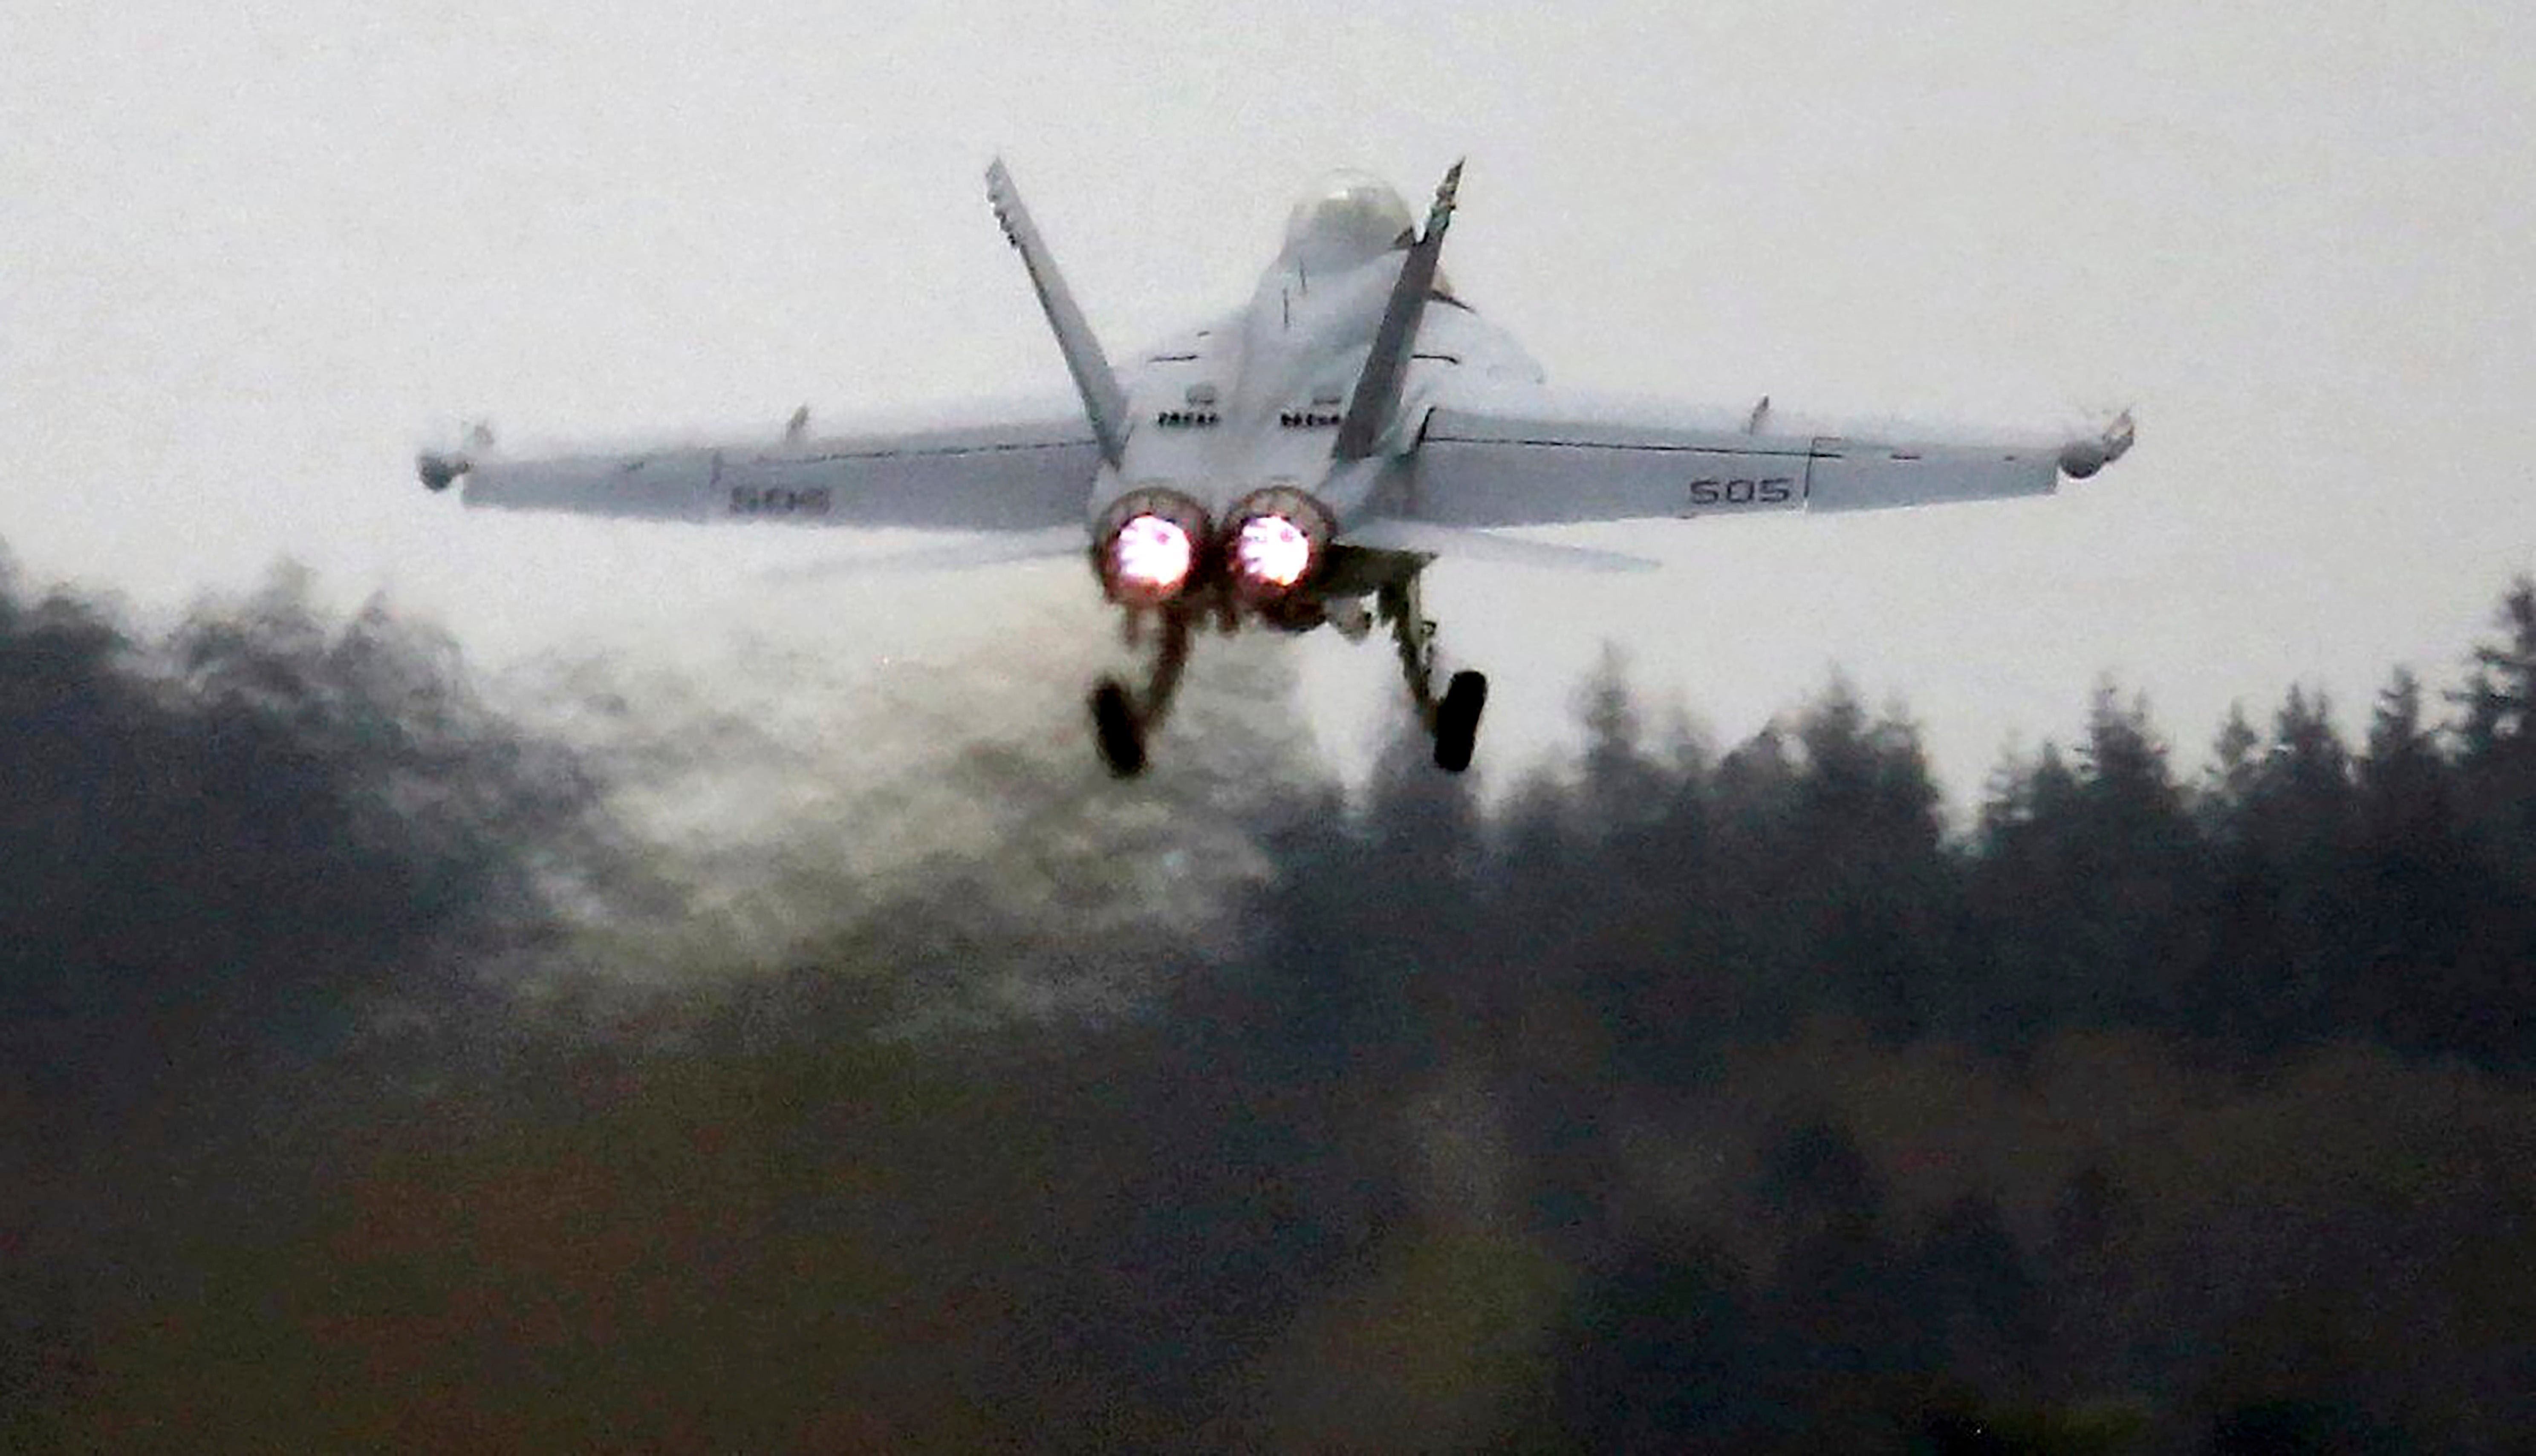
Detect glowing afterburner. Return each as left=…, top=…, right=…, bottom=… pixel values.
left=1112, top=515, right=1194, bottom=594
left=1235, top=516, right=1311, bottom=589
left=1094, top=488, right=1212, bottom=604
left=1225, top=487, right=1334, bottom=598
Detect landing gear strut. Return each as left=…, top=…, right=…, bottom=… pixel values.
left=1086, top=568, right=1486, bottom=777
left=1087, top=606, right=1193, bottom=778
left=1378, top=571, right=1489, bottom=773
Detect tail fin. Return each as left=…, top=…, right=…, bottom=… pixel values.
left=1334, top=160, right=1463, bottom=462
left=986, top=160, right=1131, bottom=468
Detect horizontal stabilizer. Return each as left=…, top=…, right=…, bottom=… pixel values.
left=763, top=527, right=1085, bottom=581
left=1345, top=517, right=1659, bottom=573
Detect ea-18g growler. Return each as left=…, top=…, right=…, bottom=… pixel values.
left=418, top=162, right=2135, bottom=776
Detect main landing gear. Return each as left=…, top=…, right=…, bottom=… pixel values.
left=1087, top=605, right=1193, bottom=778
left=1379, top=571, right=1488, bottom=773
left=1087, top=565, right=1486, bottom=778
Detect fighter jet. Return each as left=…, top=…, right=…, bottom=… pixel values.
left=418, top=163, right=2134, bottom=777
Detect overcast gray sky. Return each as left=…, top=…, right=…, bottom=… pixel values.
left=9, top=0, right=2535, bottom=803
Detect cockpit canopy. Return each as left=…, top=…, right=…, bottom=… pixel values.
left=1280, top=170, right=1415, bottom=273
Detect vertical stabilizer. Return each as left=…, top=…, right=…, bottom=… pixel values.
left=987, top=159, right=1130, bottom=468
left=1334, top=161, right=1463, bottom=462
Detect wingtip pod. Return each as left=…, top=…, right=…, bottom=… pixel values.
left=416, top=452, right=467, bottom=492
left=418, top=454, right=469, bottom=494
left=2059, top=408, right=2137, bottom=480
left=416, top=422, right=493, bottom=493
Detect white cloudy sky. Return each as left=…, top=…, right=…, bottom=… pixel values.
left=8, top=0, right=2534, bottom=803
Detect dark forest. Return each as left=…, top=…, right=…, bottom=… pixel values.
left=6, top=548, right=2536, bottom=1453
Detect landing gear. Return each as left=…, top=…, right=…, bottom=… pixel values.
left=1433, top=669, right=1489, bottom=773
left=1378, top=570, right=1488, bottom=773
left=1089, top=679, right=1144, bottom=776
left=1086, top=606, right=1193, bottom=778
left=1084, top=564, right=1487, bottom=777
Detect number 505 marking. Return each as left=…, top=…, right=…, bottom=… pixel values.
left=1689, top=476, right=1796, bottom=506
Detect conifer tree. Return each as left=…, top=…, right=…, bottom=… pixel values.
left=2219, top=687, right=2360, bottom=1044
left=1785, top=679, right=1952, bottom=1036
left=2360, top=668, right=2445, bottom=838
left=1973, top=685, right=2205, bottom=1039
left=2430, top=579, right=2536, bottom=1063
left=2332, top=667, right=2481, bottom=1051
left=2459, top=577, right=2536, bottom=842
left=2201, top=701, right=2263, bottom=840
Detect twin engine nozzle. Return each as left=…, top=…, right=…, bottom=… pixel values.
left=1095, top=487, right=1334, bottom=606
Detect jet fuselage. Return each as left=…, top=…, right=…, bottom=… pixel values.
left=1091, top=175, right=1543, bottom=536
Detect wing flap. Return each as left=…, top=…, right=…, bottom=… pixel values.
left=1343, top=516, right=1659, bottom=573
left=1805, top=438, right=2059, bottom=513
left=1412, top=409, right=1811, bottom=527
left=1410, top=403, right=2082, bottom=527
left=455, top=419, right=1100, bottom=532
left=764, top=525, right=1086, bottom=579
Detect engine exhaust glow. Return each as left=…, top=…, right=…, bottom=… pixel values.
left=1224, top=487, right=1334, bottom=599
left=1093, top=488, right=1211, bottom=604
left=1109, top=513, right=1195, bottom=597
left=1234, top=515, right=1313, bottom=589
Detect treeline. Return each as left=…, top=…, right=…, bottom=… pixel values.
left=7, top=555, right=2536, bottom=1450
left=1426, top=577, right=2536, bottom=1076
left=0, top=562, right=600, bottom=1104
left=1108, top=577, right=2536, bottom=1450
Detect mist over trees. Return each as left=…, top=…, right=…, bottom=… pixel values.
left=7, top=551, right=2536, bottom=1451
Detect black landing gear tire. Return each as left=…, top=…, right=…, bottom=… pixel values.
left=1090, top=678, right=1147, bottom=778
left=1433, top=670, right=1488, bottom=773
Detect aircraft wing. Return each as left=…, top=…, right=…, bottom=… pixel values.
left=418, top=415, right=1102, bottom=533
left=1401, top=396, right=2132, bottom=528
